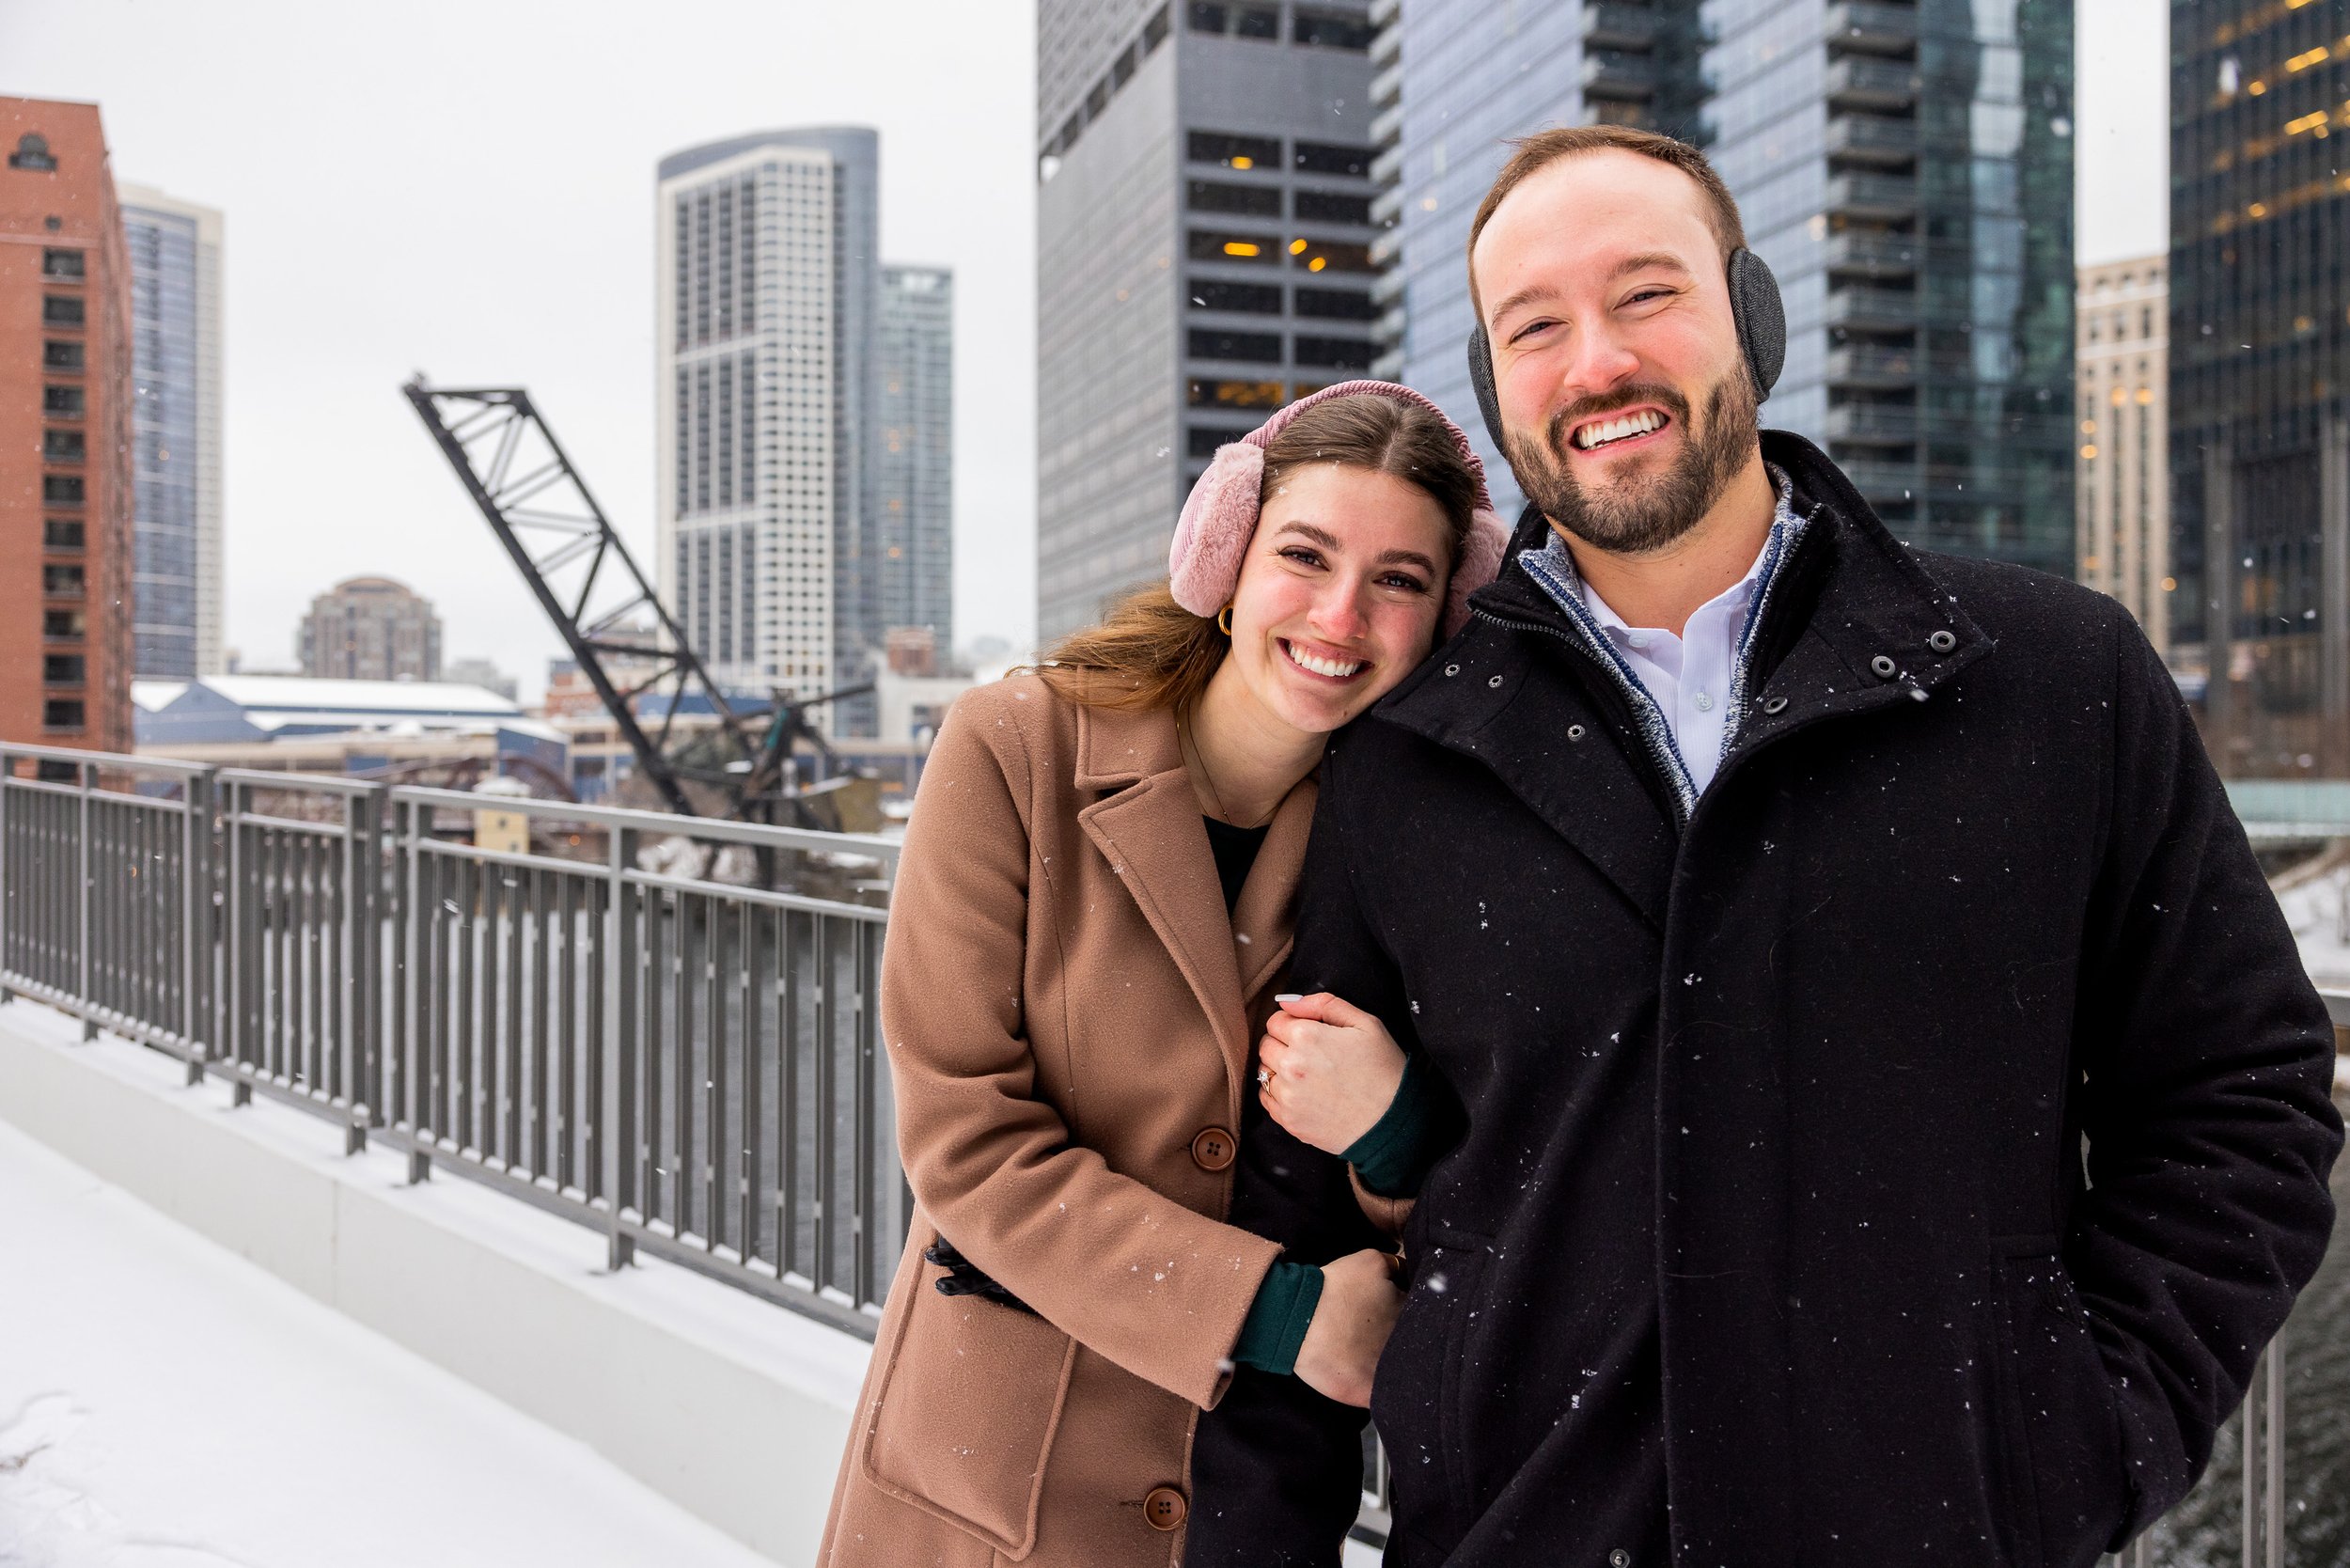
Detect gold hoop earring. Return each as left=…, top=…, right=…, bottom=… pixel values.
left=1217, top=604, right=1234, bottom=635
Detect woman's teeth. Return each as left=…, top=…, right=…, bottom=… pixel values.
left=1284, top=641, right=1365, bottom=680
left=1574, top=409, right=1666, bottom=449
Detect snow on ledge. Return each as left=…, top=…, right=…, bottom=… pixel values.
left=0, top=999, right=869, bottom=1567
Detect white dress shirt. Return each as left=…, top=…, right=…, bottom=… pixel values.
left=1578, top=546, right=1769, bottom=796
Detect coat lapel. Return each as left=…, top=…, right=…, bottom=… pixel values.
left=1073, top=702, right=1253, bottom=1088
left=1373, top=599, right=1678, bottom=933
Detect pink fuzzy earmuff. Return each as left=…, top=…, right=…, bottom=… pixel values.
left=1167, top=379, right=1512, bottom=640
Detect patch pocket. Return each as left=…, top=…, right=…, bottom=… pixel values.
left=861, top=1254, right=1078, bottom=1560
left=1988, top=1242, right=2129, bottom=1568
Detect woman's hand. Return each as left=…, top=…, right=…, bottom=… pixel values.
left=1257, top=992, right=1407, bottom=1155
left=1292, top=1247, right=1404, bottom=1407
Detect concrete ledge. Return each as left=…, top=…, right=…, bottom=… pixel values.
left=0, top=1000, right=868, bottom=1567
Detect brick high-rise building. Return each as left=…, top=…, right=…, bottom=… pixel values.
left=2, top=98, right=135, bottom=760
left=298, top=575, right=443, bottom=682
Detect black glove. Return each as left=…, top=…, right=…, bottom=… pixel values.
left=923, top=1236, right=1038, bottom=1315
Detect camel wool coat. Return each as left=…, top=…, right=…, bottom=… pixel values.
left=818, top=673, right=1378, bottom=1568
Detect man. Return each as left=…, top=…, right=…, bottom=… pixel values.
left=1286, top=127, right=2343, bottom=1566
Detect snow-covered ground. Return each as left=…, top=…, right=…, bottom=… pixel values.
left=0, top=1114, right=788, bottom=1568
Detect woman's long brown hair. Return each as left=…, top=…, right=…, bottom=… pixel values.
left=1030, top=394, right=1481, bottom=713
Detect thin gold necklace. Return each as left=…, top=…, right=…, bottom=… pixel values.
left=1179, top=712, right=1275, bottom=829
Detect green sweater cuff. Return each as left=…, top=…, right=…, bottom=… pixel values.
left=1231, top=1260, right=1323, bottom=1376
left=1342, top=1050, right=1445, bottom=1198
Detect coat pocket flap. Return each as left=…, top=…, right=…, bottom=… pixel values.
left=861, top=1262, right=1078, bottom=1560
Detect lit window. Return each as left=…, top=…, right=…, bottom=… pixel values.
left=1187, top=379, right=1285, bottom=410
left=1292, top=240, right=1375, bottom=274
left=1190, top=228, right=1279, bottom=263
left=1188, top=131, right=1282, bottom=169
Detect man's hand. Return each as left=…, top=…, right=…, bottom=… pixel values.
left=1258, top=992, right=1409, bottom=1154
left=1292, top=1247, right=1404, bottom=1407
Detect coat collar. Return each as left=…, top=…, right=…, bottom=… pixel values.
left=1366, top=431, right=1995, bottom=926
left=1071, top=698, right=1316, bottom=1102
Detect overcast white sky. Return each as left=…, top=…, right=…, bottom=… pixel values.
left=3, top=1, right=2164, bottom=699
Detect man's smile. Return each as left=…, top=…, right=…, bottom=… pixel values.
left=1569, top=405, right=1674, bottom=455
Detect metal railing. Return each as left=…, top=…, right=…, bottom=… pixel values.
left=0, top=744, right=902, bottom=1335
left=4, top=743, right=2342, bottom=1561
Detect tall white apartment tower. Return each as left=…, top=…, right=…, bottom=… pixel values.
left=118, top=183, right=225, bottom=678
left=654, top=127, right=882, bottom=735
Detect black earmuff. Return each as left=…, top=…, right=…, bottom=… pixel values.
left=1465, top=246, right=1786, bottom=455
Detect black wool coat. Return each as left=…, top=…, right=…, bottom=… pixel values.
left=1292, top=432, right=2343, bottom=1568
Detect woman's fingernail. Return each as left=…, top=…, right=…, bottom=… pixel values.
left=1274, top=993, right=1303, bottom=1004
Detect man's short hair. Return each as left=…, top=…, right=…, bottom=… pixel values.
left=1466, top=126, right=1749, bottom=321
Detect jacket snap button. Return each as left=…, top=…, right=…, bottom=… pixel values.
left=1609, top=1552, right=1632, bottom=1568
left=1487, top=674, right=1505, bottom=688
left=1567, top=724, right=1587, bottom=741
left=1870, top=654, right=1897, bottom=679
left=1762, top=695, right=1789, bottom=714
left=1444, top=663, right=1460, bottom=677
left=1928, top=629, right=1957, bottom=654
left=1189, top=1126, right=1236, bottom=1171
left=1144, top=1486, right=1188, bottom=1530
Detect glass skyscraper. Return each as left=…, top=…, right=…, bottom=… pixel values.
left=878, top=264, right=956, bottom=653
left=1371, top=0, right=2075, bottom=574
left=2170, top=0, right=2350, bottom=777
left=118, top=184, right=224, bottom=679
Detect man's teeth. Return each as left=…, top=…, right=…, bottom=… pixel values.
left=1286, top=643, right=1364, bottom=679
left=1574, top=409, right=1666, bottom=449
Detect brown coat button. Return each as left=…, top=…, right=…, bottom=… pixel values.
left=1144, top=1486, right=1188, bottom=1530
left=1189, top=1126, right=1236, bottom=1171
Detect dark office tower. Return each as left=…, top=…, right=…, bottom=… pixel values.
left=1035, top=0, right=1383, bottom=642
left=2170, top=0, right=2350, bottom=777
left=1371, top=0, right=2075, bottom=574
left=656, top=128, right=883, bottom=736
left=1, top=98, right=135, bottom=758
left=878, top=265, right=955, bottom=655
left=119, top=183, right=225, bottom=680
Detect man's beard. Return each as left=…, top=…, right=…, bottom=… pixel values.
left=1503, top=369, right=1759, bottom=557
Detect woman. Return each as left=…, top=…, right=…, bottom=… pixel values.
left=817, top=382, right=1508, bottom=1568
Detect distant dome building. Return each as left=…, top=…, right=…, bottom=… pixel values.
left=298, top=574, right=442, bottom=682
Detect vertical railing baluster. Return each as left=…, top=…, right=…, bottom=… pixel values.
left=853, top=915, right=878, bottom=1309
left=778, top=906, right=800, bottom=1282
left=601, top=822, right=632, bottom=1268
left=2264, top=1327, right=2284, bottom=1568
left=812, top=912, right=836, bottom=1298
left=76, top=759, right=92, bottom=1037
